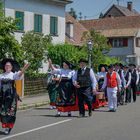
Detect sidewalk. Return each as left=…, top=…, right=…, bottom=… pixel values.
left=18, top=93, right=50, bottom=110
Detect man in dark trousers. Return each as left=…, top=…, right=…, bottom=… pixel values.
left=129, top=64, right=139, bottom=102
left=123, top=65, right=131, bottom=104
left=73, top=59, right=97, bottom=117
left=115, top=63, right=126, bottom=105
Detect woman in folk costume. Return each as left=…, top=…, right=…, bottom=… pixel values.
left=97, top=64, right=107, bottom=90
left=96, top=64, right=107, bottom=107
left=47, top=64, right=60, bottom=109
left=0, top=58, right=29, bottom=135
left=48, top=58, right=77, bottom=117
left=101, top=64, right=121, bottom=112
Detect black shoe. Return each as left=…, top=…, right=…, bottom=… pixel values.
left=113, top=109, right=117, bottom=112
left=4, top=128, right=11, bottom=135
left=55, top=114, right=60, bottom=117
left=108, top=109, right=114, bottom=112
left=68, top=113, right=72, bottom=117
left=88, top=111, right=92, bottom=117
left=78, top=114, right=85, bottom=118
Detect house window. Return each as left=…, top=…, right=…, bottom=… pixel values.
left=112, top=38, right=128, bottom=47
left=15, top=11, right=24, bottom=31
left=136, top=38, right=140, bottom=47
left=34, top=14, right=42, bottom=33
left=50, top=16, right=58, bottom=36
left=123, top=38, right=128, bottom=46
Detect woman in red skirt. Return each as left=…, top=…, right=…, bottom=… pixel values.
left=0, top=58, right=29, bottom=135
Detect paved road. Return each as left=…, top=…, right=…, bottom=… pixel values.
left=0, top=97, right=140, bottom=140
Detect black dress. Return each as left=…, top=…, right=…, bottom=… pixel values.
left=0, top=79, right=18, bottom=128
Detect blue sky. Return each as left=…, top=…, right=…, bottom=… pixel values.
left=66, top=0, right=140, bottom=19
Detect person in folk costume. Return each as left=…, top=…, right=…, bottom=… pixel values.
left=101, top=64, right=121, bottom=112
left=96, top=64, right=107, bottom=106
left=0, top=58, right=29, bottom=135
left=136, top=66, right=140, bottom=95
left=47, top=64, right=60, bottom=109
left=123, top=65, right=131, bottom=103
left=114, top=63, right=126, bottom=105
left=129, top=64, right=139, bottom=102
left=96, top=64, right=107, bottom=90
left=48, top=58, right=76, bottom=117
left=73, top=59, right=97, bottom=117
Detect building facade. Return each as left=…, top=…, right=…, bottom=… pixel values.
left=80, top=15, right=140, bottom=65
left=4, top=0, right=71, bottom=44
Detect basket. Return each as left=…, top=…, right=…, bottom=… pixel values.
left=96, top=92, right=105, bottom=100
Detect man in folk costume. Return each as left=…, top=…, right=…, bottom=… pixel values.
left=102, top=64, right=121, bottom=112
left=73, top=59, right=97, bottom=117
left=129, top=64, right=139, bottom=102
left=115, top=63, right=126, bottom=105
left=136, top=66, right=140, bottom=95
left=123, top=65, right=131, bottom=103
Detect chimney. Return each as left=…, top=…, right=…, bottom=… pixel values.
left=127, top=1, right=133, bottom=11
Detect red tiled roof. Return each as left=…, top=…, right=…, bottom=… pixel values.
left=97, top=28, right=139, bottom=37
left=103, top=4, right=139, bottom=17
left=80, top=16, right=140, bottom=30
left=65, top=13, right=88, bottom=46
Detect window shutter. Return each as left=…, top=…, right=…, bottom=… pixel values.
left=15, top=11, right=24, bottom=31
left=50, top=17, right=58, bottom=35
left=34, top=14, right=42, bottom=33
left=54, top=17, right=58, bottom=35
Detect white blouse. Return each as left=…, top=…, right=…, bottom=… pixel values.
left=0, top=71, right=22, bottom=87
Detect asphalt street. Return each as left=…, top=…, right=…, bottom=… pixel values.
left=0, top=97, right=140, bottom=140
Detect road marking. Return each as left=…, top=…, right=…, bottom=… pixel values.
left=0, top=119, right=72, bottom=140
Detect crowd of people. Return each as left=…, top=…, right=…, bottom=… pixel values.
left=47, top=58, right=140, bottom=117
left=0, top=57, right=140, bottom=135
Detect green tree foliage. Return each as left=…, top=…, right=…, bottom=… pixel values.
left=82, top=30, right=121, bottom=71
left=21, top=31, right=52, bottom=73
left=0, top=2, right=22, bottom=62
left=47, top=43, right=87, bottom=67
left=0, top=1, right=3, bottom=17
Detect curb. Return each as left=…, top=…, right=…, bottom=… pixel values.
left=18, top=101, right=49, bottom=110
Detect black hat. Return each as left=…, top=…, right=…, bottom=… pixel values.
left=0, top=58, right=20, bottom=72
left=98, top=64, right=107, bottom=72
left=129, top=63, right=136, bottom=67
left=62, top=60, right=75, bottom=69
left=123, top=65, right=129, bottom=68
left=78, top=58, right=88, bottom=63
left=115, top=63, right=123, bottom=67
left=108, top=64, right=114, bottom=69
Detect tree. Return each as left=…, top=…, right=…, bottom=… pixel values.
left=82, top=30, right=116, bottom=71
left=0, top=0, right=3, bottom=17
left=21, top=31, right=52, bottom=73
left=68, top=8, right=77, bottom=19
left=0, top=2, right=22, bottom=62
left=47, top=43, right=87, bottom=67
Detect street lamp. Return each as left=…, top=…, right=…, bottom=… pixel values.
left=87, top=40, right=93, bottom=68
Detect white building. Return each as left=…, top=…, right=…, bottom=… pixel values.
left=4, top=0, right=72, bottom=44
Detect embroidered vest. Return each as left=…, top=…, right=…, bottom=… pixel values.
left=107, top=72, right=117, bottom=88
left=77, top=68, right=91, bottom=88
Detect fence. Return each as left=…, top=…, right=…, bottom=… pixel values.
left=24, top=77, right=48, bottom=96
